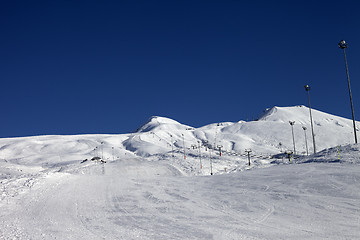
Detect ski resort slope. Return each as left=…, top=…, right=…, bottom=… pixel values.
left=0, top=106, right=360, bottom=239
left=1, top=156, right=360, bottom=239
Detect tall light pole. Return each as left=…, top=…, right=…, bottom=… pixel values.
left=209, top=143, right=213, bottom=175
left=170, top=135, right=174, bottom=157
left=101, top=142, right=104, bottom=159
left=289, top=121, right=296, bottom=156
left=305, top=85, right=317, bottom=153
left=182, top=134, right=186, bottom=159
left=112, top=147, right=114, bottom=161
left=339, top=40, right=358, bottom=144
left=204, top=140, right=212, bottom=175
left=197, top=141, right=202, bottom=169
left=302, top=126, right=309, bottom=156
left=94, top=147, right=98, bottom=157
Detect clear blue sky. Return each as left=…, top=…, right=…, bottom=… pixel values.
left=1, top=0, right=360, bottom=138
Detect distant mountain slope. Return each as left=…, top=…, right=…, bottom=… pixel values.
left=124, top=105, right=359, bottom=157
left=0, top=106, right=358, bottom=169
left=258, top=105, right=355, bottom=126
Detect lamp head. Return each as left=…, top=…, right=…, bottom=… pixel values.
left=338, top=40, right=348, bottom=49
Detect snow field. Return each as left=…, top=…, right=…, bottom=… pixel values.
left=1, top=159, right=359, bottom=239
left=0, top=106, right=359, bottom=239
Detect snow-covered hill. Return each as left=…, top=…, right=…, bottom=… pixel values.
left=0, top=105, right=359, bottom=239
left=124, top=105, right=359, bottom=158
left=0, top=105, right=359, bottom=176
left=1, top=105, right=358, bottom=163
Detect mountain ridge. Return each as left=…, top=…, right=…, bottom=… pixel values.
left=0, top=105, right=358, bottom=162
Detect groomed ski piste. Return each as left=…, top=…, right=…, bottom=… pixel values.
left=0, top=106, right=359, bottom=239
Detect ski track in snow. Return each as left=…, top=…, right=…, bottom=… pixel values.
left=1, top=158, right=359, bottom=239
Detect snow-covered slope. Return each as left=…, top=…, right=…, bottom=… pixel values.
left=242, top=105, right=359, bottom=153
left=1, top=105, right=358, bottom=174
left=124, top=105, right=359, bottom=158
left=299, top=143, right=360, bottom=164
left=2, top=158, right=360, bottom=239
left=0, top=106, right=360, bottom=239
left=0, top=134, right=134, bottom=166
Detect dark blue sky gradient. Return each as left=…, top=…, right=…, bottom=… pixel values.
left=1, top=1, right=360, bottom=137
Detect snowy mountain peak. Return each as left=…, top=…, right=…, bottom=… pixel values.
left=258, top=105, right=308, bottom=123
left=256, top=105, right=354, bottom=126
left=257, top=106, right=278, bottom=121
left=136, top=116, right=191, bottom=133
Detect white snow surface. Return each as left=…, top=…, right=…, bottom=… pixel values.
left=0, top=106, right=360, bottom=239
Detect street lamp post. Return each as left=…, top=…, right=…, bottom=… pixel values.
left=302, top=126, right=309, bottom=156
left=339, top=40, right=358, bottom=144
left=94, top=147, right=98, bottom=157
left=203, top=140, right=212, bottom=175
left=112, top=147, right=114, bottom=161
left=209, top=143, right=213, bottom=175
left=101, top=142, right=104, bottom=159
left=182, top=134, right=186, bottom=159
left=304, top=85, right=317, bottom=153
left=289, top=121, right=296, bottom=157
left=170, top=135, right=174, bottom=157
left=198, top=141, right=202, bottom=169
